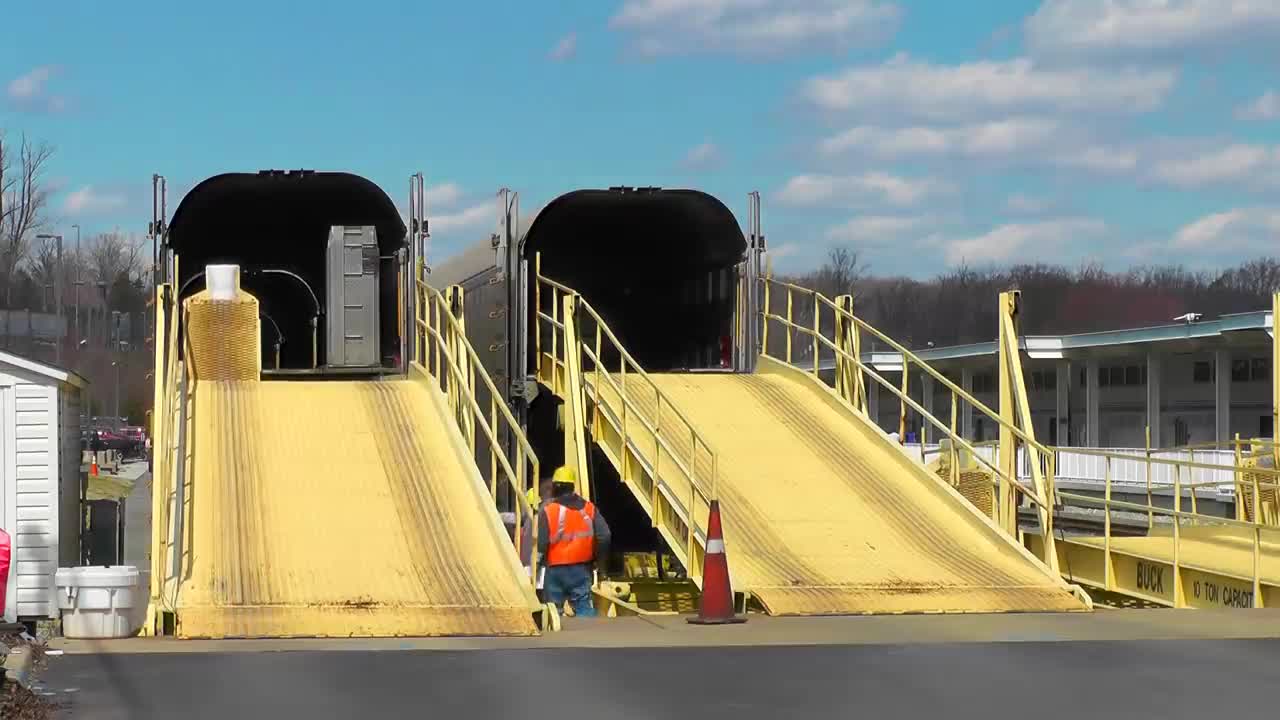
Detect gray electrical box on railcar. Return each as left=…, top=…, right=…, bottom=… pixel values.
left=326, top=225, right=381, bottom=367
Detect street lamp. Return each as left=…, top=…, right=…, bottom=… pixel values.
left=34, top=233, right=63, bottom=364
left=111, top=360, right=121, bottom=423
left=71, top=224, right=81, bottom=344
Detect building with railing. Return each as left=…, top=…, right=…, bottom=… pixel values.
left=820, top=308, right=1274, bottom=451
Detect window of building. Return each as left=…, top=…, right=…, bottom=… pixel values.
left=1098, top=364, right=1145, bottom=387
left=1232, top=358, right=1251, bottom=383
left=1029, top=369, right=1057, bottom=391
left=1192, top=361, right=1213, bottom=383
left=972, top=372, right=994, bottom=394
left=1251, top=357, right=1269, bottom=382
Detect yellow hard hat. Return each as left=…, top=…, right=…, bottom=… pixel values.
left=525, top=487, right=540, bottom=507
left=552, top=466, right=577, bottom=488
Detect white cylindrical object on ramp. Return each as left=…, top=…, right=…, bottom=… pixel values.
left=206, top=264, right=241, bottom=300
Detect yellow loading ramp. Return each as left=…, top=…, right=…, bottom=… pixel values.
left=160, top=280, right=540, bottom=638
left=558, top=355, right=1086, bottom=615
left=173, top=376, right=539, bottom=638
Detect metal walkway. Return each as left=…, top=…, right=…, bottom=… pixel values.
left=537, top=273, right=1087, bottom=615
left=1030, top=519, right=1280, bottom=608
left=174, top=379, right=538, bottom=638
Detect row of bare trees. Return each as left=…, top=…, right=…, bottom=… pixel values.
left=2, top=129, right=151, bottom=422
left=1, top=131, right=146, bottom=310
left=785, top=249, right=1280, bottom=351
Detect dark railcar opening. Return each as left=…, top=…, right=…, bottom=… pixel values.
left=167, top=171, right=406, bottom=371
left=523, top=188, right=746, bottom=373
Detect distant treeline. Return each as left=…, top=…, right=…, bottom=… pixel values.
left=784, top=250, right=1280, bottom=350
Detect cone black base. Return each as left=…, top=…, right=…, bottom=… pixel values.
left=687, top=615, right=747, bottom=625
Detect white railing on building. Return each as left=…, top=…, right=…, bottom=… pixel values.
left=902, top=443, right=1238, bottom=498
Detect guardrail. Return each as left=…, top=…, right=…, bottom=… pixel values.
left=759, top=277, right=1062, bottom=562
left=413, top=263, right=543, bottom=597
left=534, top=254, right=717, bottom=578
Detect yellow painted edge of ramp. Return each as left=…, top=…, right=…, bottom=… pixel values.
left=756, top=355, right=1085, bottom=599
left=176, top=377, right=539, bottom=639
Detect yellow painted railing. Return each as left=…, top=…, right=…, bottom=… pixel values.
left=413, top=263, right=543, bottom=596
left=1049, top=447, right=1280, bottom=607
left=758, top=276, right=1062, bottom=569
left=145, top=259, right=187, bottom=634
left=534, top=255, right=718, bottom=580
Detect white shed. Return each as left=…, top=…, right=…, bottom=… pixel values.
left=0, top=351, right=85, bottom=622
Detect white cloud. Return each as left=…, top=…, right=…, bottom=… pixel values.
left=425, top=182, right=463, bottom=209
left=819, top=119, right=1135, bottom=175
left=777, top=172, right=950, bottom=208
left=1237, top=90, right=1280, bottom=121
left=1172, top=208, right=1280, bottom=252
left=1150, top=144, right=1280, bottom=188
left=820, top=118, right=1060, bottom=158
left=825, top=215, right=929, bottom=244
left=610, top=0, right=900, bottom=57
left=431, top=204, right=492, bottom=235
left=944, top=218, right=1106, bottom=266
left=7, top=66, right=52, bottom=100
left=6, top=66, right=68, bottom=112
left=1026, top=0, right=1280, bottom=57
left=62, top=186, right=128, bottom=216
left=680, top=141, right=724, bottom=171
left=803, top=54, right=1175, bottom=119
left=549, top=33, right=578, bottom=61
left=1006, top=194, right=1052, bottom=214
left=1054, top=145, right=1139, bottom=174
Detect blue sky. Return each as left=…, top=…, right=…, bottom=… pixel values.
left=4, top=0, right=1280, bottom=277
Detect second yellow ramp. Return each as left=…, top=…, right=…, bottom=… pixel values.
left=617, top=365, right=1084, bottom=615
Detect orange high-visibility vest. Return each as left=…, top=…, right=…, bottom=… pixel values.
left=545, top=501, right=597, bottom=566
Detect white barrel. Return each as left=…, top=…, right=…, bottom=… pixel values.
left=55, top=566, right=142, bottom=639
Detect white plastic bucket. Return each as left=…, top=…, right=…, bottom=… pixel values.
left=206, top=264, right=241, bottom=301
left=55, top=566, right=142, bottom=639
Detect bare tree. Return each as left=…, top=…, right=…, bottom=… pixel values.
left=27, top=234, right=60, bottom=311
left=0, top=133, right=55, bottom=306
left=809, top=247, right=867, bottom=301
left=86, top=230, right=144, bottom=298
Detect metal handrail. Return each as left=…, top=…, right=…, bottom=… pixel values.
left=414, top=270, right=543, bottom=596
left=764, top=277, right=1053, bottom=457
left=533, top=260, right=718, bottom=567
left=762, top=304, right=1055, bottom=516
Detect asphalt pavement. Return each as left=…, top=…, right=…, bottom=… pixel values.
left=42, top=638, right=1280, bottom=719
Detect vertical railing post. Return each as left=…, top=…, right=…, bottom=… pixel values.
left=1152, top=420, right=1162, bottom=527
left=812, top=292, right=820, bottom=376
left=1173, top=463, right=1184, bottom=607
left=898, top=361, right=910, bottom=441
left=1104, top=455, right=1113, bottom=590
left=761, top=277, right=771, bottom=359
left=785, top=287, right=793, bottom=364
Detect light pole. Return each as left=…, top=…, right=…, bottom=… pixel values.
left=71, top=224, right=81, bottom=345
left=35, top=233, right=63, bottom=364
left=111, top=360, right=120, bottom=423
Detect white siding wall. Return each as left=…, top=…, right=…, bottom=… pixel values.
left=0, top=367, right=69, bottom=621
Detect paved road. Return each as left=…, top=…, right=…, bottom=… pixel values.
left=43, top=639, right=1280, bottom=719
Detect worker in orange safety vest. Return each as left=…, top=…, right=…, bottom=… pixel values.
left=537, top=466, right=611, bottom=617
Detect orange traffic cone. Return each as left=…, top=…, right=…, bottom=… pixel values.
left=90, top=459, right=99, bottom=477
left=688, top=500, right=746, bottom=625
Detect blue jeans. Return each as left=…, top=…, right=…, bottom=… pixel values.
left=544, top=563, right=596, bottom=617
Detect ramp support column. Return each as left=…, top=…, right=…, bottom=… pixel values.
left=834, top=294, right=864, bottom=414
left=560, top=293, right=591, bottom=500
left=998, top=290, right=1058, bottom=573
